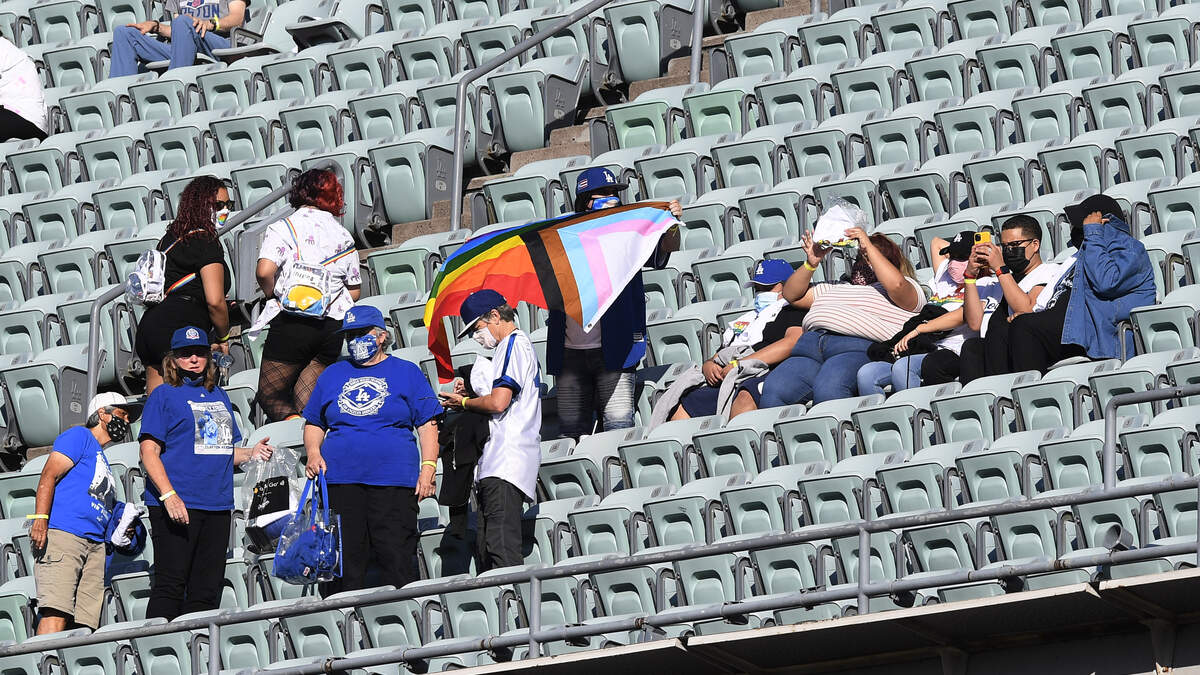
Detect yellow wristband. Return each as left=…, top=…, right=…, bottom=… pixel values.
left=160, top=490, right=177, bottom=501
left=420, top=460, right=438, bottom=469
left=25, top=514, right=48, bottom=520
left=964, top=278, right=977, bottom=285
left=729, top=359, right=739, bottom=368
left=213, top=16, right=220, bottom=30
left=461, top=396, right=470, bottom=409
left=803, top=261, right=818, bottom=272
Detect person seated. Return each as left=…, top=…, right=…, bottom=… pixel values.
left=109, top=0, right=247, bottom=78
left=857, top=230, right=998, bottom=394
left=662, top=259, right=806, bottom=422
left=751, top=204, right=926, bottom=409
left=942, top=215, right=1061, bottom=384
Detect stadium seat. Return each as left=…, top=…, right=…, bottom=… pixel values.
left=1130, top=285, right=1200, bottom=354
left=368, top=127, right=455, bottom=225
left=602, top=0, right=694, bottom=84
left=568, top=486, right=670, bottom=555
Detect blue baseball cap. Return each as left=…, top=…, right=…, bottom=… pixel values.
left=341, top=305, right=386, bottom=332
left=745, top=259, right=794, bottom=287
left=170, top=326, right=210, bottom=350
left=458, top=289, right=507, bottom=339
left=575, top=167, right=627, bottom=198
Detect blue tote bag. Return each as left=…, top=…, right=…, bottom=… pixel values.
left=273, top=470, right=342, bottom=585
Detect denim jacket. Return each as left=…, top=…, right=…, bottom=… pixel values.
left=546, top=274, right=647, bottom=375
left=1062, top=216, right=1156, bottom=359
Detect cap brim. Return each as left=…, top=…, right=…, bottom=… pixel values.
left=1063, top=204, right=1088, bottom=228
left=338, top=322, right=384, bottom=333
left=580, top=182, right=628, bottom=195
left=744, top=277, right=787, bottom=287
left=457, top=315, right=483, bottom=340
left=939, top=245, right=951, bottom=256
left=120, top=402, right=144, bottom=423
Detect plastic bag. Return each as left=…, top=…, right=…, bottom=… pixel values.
left=274, top=471, right=342, bottom=585
left=242, top=444, right=301, bottom=552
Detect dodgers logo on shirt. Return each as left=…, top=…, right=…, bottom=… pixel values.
left=189, top=400, right=235, bottom=455
left=338, top=376, right=388, bottom=417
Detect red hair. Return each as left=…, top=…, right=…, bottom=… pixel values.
left=289, top=169, right=345, bottom=216
left=168, top=175, right=223, bottom=242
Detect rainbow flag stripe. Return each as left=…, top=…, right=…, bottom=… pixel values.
left=424, top=202, right=680, bottom=381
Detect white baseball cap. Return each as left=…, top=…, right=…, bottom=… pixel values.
left=87, top=392, right=143, bottom=422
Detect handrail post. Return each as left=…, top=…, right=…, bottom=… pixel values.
left=528, top=573, right=542, bottom=658
left=856, top=483, right=871, bottom=615
left=689, top=0, right=704, bottom=85
left=208, top=622, right=220, bottom=675
left=449, top=0, right=641, bottom=232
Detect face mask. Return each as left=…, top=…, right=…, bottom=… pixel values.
left=754, top=291, right=779, bottom=313
left=590, top=196, right=620, bottom=210
left=214, top=208, right=231, bottom=227
left=348, top=334, right=380, bottom=364
left=1002, top=245, right=1031, bottom=276
left=105, top=414, right=129, bottom=443
left=849, top=256, right=876, bottom=286
left=947, top=260, right=969, bottom=284
left=474, top=327, right=499, bottom=350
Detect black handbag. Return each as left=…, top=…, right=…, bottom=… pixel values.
left=867, top=305, right=952, bottom=363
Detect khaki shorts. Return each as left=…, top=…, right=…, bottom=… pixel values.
left=34, top=529, right=106, bottom=629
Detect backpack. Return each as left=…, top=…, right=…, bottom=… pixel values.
left=125, top=230, right=202, bottom=305
left=277, top=218, right=354, bottom=319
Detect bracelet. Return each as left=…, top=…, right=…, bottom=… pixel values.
left=213, top=16, right=221, bottom=30
left=160, top=490, right=177, bottom=501
left=729, top=359, right=739, bottom=368
left=964, top=278, right=977, bottom=285
left=802, top=261, right=819, bottom=272
left=25, top=514, right=48, bottom=520
left=153, top=20, right=160, bottom=32
left=420, top=460, right=438, bottom=469
left=460, top=396, right=470, bottom=409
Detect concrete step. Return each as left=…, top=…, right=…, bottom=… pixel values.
left=509, top=140, right=591, bottom=172
left=549, top=123, right=590, bottom=146
left=665, top=34, right=726, bottom=79
left=391, top=197, right=471, bottom=242
left=745, top=0, right=812, bottom=31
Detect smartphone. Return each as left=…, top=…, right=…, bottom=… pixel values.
left=974, top=232, right=992, bottom=244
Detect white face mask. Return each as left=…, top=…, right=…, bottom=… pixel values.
left=214, top=208, right=231, bottom=227
left=473, top=326, right=499, bottom=350
left=755, top=291, right=780, bottom=313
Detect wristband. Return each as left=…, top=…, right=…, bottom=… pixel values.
left=802, top=261, right=819, bottom=272
left=964, top=278, right=976, bottom=285
left=153, top=20, right=160, bottom=32
left=160, top=490, right=177, bottom=501
left=213, top=16, right=220, bottom=30
left=25, top=514, right=48, bottom=520
left=729, top=359, right=739, bottom=368
left=460, top=396, right=470, bottom=410
left=421, top=460, right=438, bottom=469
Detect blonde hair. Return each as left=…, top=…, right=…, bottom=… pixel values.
left=161, top=352, right=219, bottom=391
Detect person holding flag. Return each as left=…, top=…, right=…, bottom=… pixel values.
left=439, top=290, right=541, bottom=571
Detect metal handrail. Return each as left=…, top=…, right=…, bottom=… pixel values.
left=448, top=0, right=712, bottom=230
left=6, top=384, right=1200, bottom=672
left=83, top=160, right=339, bottom=406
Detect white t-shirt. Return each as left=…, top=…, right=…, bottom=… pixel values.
left=259, top=206, right=361, bottom=320
left=925, top=261, right=999, bottom=354
left=1033, top=256, right=1074, bottom=312
left=564, top=318, right=602, bottom=350
left=0, top=37, right=47, bottom=134
left=722, top=298, right=787, bottom=350
left=476, top=329, right=542, bottom=501
left=972, top=261, right=1060, bottom=337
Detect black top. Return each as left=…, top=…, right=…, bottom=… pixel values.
left=157, top=231, right=231, bottom=303
left=753, top=305, right=807, bottom=351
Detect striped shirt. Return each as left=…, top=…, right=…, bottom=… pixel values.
left=802, top=279, right=927, bottom=342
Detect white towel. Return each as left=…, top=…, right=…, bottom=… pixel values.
left=109, top=503, right=146, bottom=549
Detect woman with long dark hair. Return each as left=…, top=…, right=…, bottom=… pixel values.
left=134, top=176, right=232, bottom=395
left=250, top=169, right=361, bottom=421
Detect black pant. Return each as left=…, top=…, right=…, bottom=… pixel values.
left=0, top=107, right=47, bottom=141
left=961, top=290, right=1085, bottom=385
left=475, top=477, right=525, bottom=571
left=919, top=348, right=961, bottom=386
left=146, top=507, right=231, bottom=621
left=321, top=484, right=419, bottom=596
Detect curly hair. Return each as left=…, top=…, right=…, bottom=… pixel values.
left=289, top=168, right=345, bottom=216
left=168, top=175, right=225, bottom=242
left=868, top=233, right=915, bottom=278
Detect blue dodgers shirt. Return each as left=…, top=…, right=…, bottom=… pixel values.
left=139, top=376, right=242, bottom=511
left=48, top=426, right=116, bottom=542
left=302, top=356, right=443, bottom=487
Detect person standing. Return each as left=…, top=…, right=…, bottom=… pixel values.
left=30, top=393, right=141, bottom=634
left=546, top=168, right=682, bottom=439
left=302, top=306, right=442, bottom=594
left=0, top=37, right=48, bottom=141
left=109, top=0, right=247, bottom=77
left=139, top=326, right=272, bottom=620
left=439, top=290, right=541, bottom=571
left=253, top=168, right=362, bottom=422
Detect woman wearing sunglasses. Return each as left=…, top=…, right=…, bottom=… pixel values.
left=139, top=326, right=272, bottom=620
left=134, top=176, right=234, bottom=395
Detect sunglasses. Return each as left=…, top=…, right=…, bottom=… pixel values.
left=174, top=347, right=210, bottom=359
left=1000, top=238, right=1036, bottom=252
left=213, top=200, right=236, bottom=210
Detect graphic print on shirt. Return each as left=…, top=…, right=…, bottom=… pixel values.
left=88, top=453, right=115, bottom=503
left=190, top=400, right=235, bottom=454
left=177, top=0, right=220, bottom=19
left=337, top=376, right=388, bottom=417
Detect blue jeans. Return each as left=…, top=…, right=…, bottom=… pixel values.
left=556, top=348, right=636, bottom=439
left=109, top=16, right=229, bottom=78
left=760, top=330, right=875, bottom=407
left=856, top=354, right=927, bottom=396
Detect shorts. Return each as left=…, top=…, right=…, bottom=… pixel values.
left=261, top=312, right=343, bottom=365
left=679, top=375, right=767, bottom=418
left=34, top=529, right=106, bottom=629
left=134, top=297, right=213, bottom=370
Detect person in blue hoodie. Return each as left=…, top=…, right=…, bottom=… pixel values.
left=1004, top=194, right=1155, bottom=372
left=545, top=167, right=682, bottom=440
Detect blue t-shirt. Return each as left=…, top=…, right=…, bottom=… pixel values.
left=302, top=356, right=443, bottom=487
left=48, top=427, right=116, bottom=542
left=139, top=376, right=243, bottom=511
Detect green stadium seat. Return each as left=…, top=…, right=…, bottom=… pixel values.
left=602, top=0, right=694, bottom=84
left=368, top=127, right=455, bottom=225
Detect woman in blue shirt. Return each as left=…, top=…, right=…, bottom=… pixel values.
left=138, top=326, right=273, bottom=620
left=302, top=306, right=442, bottom=594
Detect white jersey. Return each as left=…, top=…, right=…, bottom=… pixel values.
left=476, top=329, right=542, bottom=500
left=0, top=37, right=47, bottom=134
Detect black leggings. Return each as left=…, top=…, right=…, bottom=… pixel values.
left=320, top=484, right=419, bottom=596
left=959, top=291, right=1086, bottom=384
left=146, top=507, right=231, bottom=620
left=0, top=107, right=47, bottom=141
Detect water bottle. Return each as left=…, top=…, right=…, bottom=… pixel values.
left=212, top=351, right=234, bottom=369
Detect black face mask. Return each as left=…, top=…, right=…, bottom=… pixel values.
left=105, top=415, right=129, bottom=443
left=1002, top=245, right=1031, bottom=276
left=849, top=255, right=876, bottom=286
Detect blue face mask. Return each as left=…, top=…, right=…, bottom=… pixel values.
left=590, top=195, right=620, bottom=210
left=347, top=334, right=380, bottom=364
left=755, top=291, right=779, bottom=313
